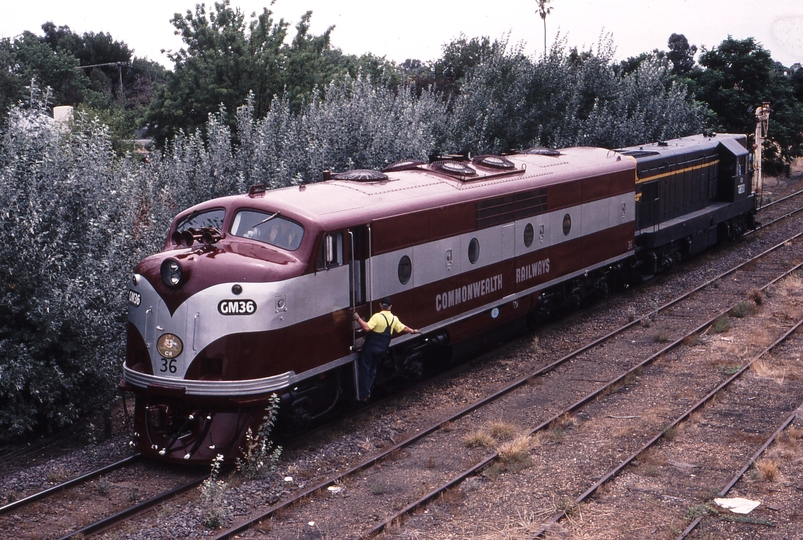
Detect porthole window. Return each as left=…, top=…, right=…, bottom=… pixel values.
left=468, top=238, right=480, bottom=264
left=562, top=213, right=572, bottom=236
left=398, top=255, right=412, bottom=285
left=523, top=223, right=534, bottom=248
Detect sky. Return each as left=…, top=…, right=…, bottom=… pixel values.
left=1, top=0, right=802, bottom=69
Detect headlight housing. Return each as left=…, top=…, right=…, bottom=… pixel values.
left=160, top=258, right=183, bottom=288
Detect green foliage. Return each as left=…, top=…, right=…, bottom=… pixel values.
left=146, top=1, right=397, bottom=146
left=689, top=37, right=803, bottom=165
left=729, top=301, right=756, bottom=318
left=200, top=454, right=230, bottom=528
left=0, top=22, right=166, bottom=149
left=0, top=97, right=161, bottom=441
left=236, top=394, right=283, bottom=479
left=2, top=31, right=88, bottom=107
left=444, top=35, right=704, bottom=155
left=666, top=33, right=697, bottom=76
left=4, top=23, right=802, bottom=445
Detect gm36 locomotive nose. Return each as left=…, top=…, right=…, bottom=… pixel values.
left=122, top=194, right=318, bottom=462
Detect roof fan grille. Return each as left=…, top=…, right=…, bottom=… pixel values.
left=522, top=147, right=561, bottom=157
left=332, top=169, right=389, bottom=182
left=430, top=160, right=477, bottom=177
left=382, top=160, right=426, bottom=173
left=472, top=154, right=516, bottom=169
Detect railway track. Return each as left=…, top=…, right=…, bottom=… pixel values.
left=3, top=186, right=802, bottom=539
left=194, top=205, right=803, bottom=537
left=0, top=452, right=207, bottom=539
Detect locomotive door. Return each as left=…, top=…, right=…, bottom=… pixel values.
left=348, top=225, right=373, bottom=342
left=349, top=224, right=373, bottom=398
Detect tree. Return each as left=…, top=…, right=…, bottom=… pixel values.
left=536, top=0, right=553, bottom=56
left=666, top=33, right=697, bottom=76
left=428, top=35, right=499, bottom=100
left=2, top=31, right=89, bottom=107
left=690, top=36, right=803, bottom=164
left=147, top=1, right=393, bottom=146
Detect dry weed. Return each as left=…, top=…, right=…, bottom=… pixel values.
left=531, top=430, right=551, bottom=446
left=751, top=358, right=786, bottom=382
left=754, top=458, right=780, bottom=482
left=550, top=413, right=574, bottom=431
left=487, top=420, right=518, bottom=441
left=777, top=274, right=803, bottom=297
left=494, top=435, right=534, bottom=473
left=464, top=430, right=493, bottom=448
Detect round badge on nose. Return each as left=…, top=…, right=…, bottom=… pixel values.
left=157, top=333, right=183, bottom=358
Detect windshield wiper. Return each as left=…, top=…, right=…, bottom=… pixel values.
left=254, top=211, right=281, bottom=227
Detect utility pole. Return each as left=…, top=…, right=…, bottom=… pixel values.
left=753, top=102, right=771, bottom=203
left=75, top=61, right=126, bottom=104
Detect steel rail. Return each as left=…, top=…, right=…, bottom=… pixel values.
left=0, top=454, right=141, bottom=515
left=677, top=411, right=798, bottom=539
left=756, top=187, right=803, bottom=211
left=57, top=472, right=211, bottom=539
left=212, top=215, right=803, bottom=539
left=367, top=258, right=803, bottom=538
left=529, top=285, right=803, bottom=537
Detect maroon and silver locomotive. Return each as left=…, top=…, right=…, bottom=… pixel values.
left=120, top=133, right=755, bottom=463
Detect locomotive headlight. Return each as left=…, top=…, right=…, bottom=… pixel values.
left=157, top=333, right=183, bottom=359
left=160, top=258, right=183, bottom=288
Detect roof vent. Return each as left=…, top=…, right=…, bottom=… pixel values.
left=472, top=155, right=515, bottom=170
left=522, top=147, right=561, bottom=157
left=332, top=169, right=389, bottom=182
left=382, top=159, right=426, bottom=173
left=248, top=184, right=267, bottom=197
left=430, top=160, right=477, bottom=177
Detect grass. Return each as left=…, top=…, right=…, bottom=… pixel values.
left=369, top=480, right=389, bottom=495
left=729, top=301, right=756, bottom=318
left=712, top=316, right=731, bottom=333
left=486, top=435, right=534, bottom=476
left=463, top=430, right=493, bottom=448
left=653, top=330, right=672, bottom=343
left=465, top=420, right=521, bottom=448
left=487, top=420, right=518, bottom=441
left=750, top=358, right=786, bottom=382
left=718, top=363, right=742, bottom=376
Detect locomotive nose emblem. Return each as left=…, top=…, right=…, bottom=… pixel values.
left=157, top=333, right=183, bottom=358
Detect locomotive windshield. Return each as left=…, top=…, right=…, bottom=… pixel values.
left=176, top=208, right=225, bottom=233
left=231, top=209, right=304, bottom=251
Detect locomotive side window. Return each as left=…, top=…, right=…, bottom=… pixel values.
left=316, top=232, right=344, bottom=269
left=398, top=255, right=412, bottom=284
left=176, top=208, right=225, bottom=233
left=468, top=237, right=480, bottom=264
left=231, top=210, right=304, bottom=251
left=523, top=223, right=534, bottom=248
left=562, top=213, right=572, bottom=236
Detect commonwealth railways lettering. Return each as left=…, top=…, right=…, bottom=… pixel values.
left=516, top=258, right=551, bottom=284
left=436, top=274, right=503, bottom=311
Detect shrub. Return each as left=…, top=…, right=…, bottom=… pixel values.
left=200, top=454, right=230, bottom=529
left=236, top=394, right=283, bottom=479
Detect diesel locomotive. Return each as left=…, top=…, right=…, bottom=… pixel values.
left=120, top=132, right=755, bottom=463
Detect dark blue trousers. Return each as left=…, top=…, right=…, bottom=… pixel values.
left=357, top=335, right=390, bottom=400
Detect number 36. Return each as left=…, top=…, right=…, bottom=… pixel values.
left=160, top=358, right=177, bottom=373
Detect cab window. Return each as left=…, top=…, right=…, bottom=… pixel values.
left=231, top=210, right=304, bottom=251
left=316, top=232, right=344, bottom=269
left=176, top=208, right=225, bottom=233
